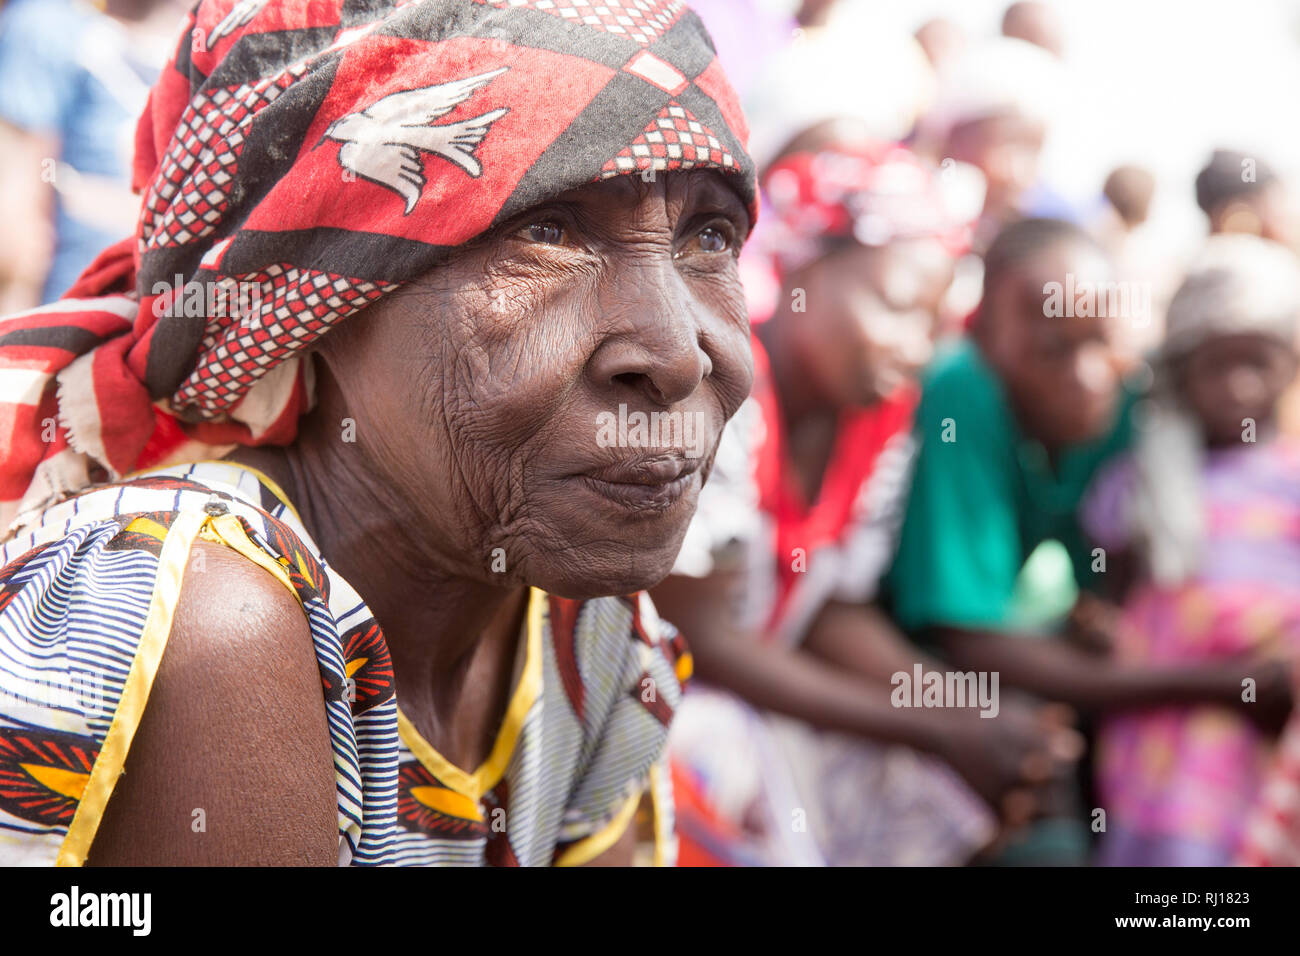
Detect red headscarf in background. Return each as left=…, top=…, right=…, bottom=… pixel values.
left=739, top=139, right=976, bottom=324
left=745, top=140, right=975, bottom=634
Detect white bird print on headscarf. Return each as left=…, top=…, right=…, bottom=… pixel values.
left=322, top=68, right=510, bottom=214
left=208, top=0, right=268, bottom=46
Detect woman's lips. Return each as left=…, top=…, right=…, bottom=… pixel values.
left=574, top=456, right=702, bottom=512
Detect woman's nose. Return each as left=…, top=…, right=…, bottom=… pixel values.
left=587, top=269, right=711, bottom=407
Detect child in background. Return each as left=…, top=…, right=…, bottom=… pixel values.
left=1082, top=235, right=1300, bottom=866
left=654, top=139, right=1077, bottom=867
left=1195, top=149, right=1295, bottom=249
left=1091, top=165, right=1170, bottom=366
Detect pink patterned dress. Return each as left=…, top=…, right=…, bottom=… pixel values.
left=1082, top=439, right=1300, bottom=865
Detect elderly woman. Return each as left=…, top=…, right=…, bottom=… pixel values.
left=0, top=0, right=754, bottom=866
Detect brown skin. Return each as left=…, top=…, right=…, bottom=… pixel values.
left=653, top=237, right=1084, bottom=830
left=938, top=238, right=1294, bottom=730
left=1103, top=165, right=1156, bottom=230
left=915, top=18, right=966, bottom=71
left=945, top=112, right=1046, bottom=233
left=974, top=240, right=1122, bottom=448
left=768, top=239, right=951, bottom=408
left=87, top=170, right=754, bottom=865
left=796, top=0, right=838, bottom=29
left=1091, top=331, right=1300, bottom=734
left=1100, top=333, right=1297, bottom=593
left=1001, top=1, right=1065, bottom=58
left=761, top=239, right=952, bottom=500
left=652, top=572, right=1078, bottom=830
left=87, top=541, right=338, bottom=865
left=1210, top=182, right=1296, bottom=248
left=1179, top=332, right=1298, bottom=446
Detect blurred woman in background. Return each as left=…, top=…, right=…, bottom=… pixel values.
left=654, top=135, right=1081, bottom=867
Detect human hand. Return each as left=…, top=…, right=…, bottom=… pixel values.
left=937, top=700, right=1084, bottom=826
left=1065, top=593, right=1123, bottom=657
left=1226, top=652, right=1295, bottom=737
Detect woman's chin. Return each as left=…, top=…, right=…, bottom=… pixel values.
left=528, top=545, right=681, bottom=600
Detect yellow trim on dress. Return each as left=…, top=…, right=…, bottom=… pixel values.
left=192, top=459, right=303, bottom=523
left=122, top=458, right=304, bottom=524
left=396, top=587, right=543, bottom=802
left=648, top=761, right=666, bottom=868
left=410, top=785, right=484, bottom=822
left=55, top=505, right=311, bottom=866
left=554, top=789, right=642, bottom=867
left=55, top=509, right=207, bottom=867
left=200, top=512, right=303, bottom=609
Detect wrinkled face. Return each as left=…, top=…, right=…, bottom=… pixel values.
left=979, top=240, right=1124, bottom=446
left=312, top=172, right=753, bottom=598
left=785, top=238, right=954, bottom=407
left=1179, top=332, right=1297, bottom=445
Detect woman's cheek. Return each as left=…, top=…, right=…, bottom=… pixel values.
left=716, top=323, right=755, bottom=419
left=451, top=314, right=591, bottom=453
left=687, top=272, right=753, bottom=413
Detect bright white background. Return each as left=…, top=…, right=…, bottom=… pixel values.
left=876, top=0, right=1300, bottom=257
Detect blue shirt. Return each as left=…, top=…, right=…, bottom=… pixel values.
left=0, top=0, right=158, bottom=301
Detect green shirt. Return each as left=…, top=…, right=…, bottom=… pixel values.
left=887, top=339, right=1134, bottom=634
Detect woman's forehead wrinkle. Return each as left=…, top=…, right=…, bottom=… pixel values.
left=589, top=174, right=675, bottom=238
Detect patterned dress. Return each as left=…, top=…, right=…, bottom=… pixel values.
left=1082, top=439, right=1300, bottom=866
left=0, top=460, right=685, bottom=866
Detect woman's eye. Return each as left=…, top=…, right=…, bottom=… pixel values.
left=525, top=221, right=565, bottom=245
left=678, top=225, right=732, bottom=258
left=698, top=227, right=729, bottom=253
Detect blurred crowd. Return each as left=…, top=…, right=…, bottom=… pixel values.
left=3, top=0, right=1300, bottom=866
left=657, top=0, right=1300, bottom=867
left=0, top=0, right=188, bottom=312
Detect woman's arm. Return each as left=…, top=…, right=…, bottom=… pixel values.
left=0, top=120, right=55, bottom=312
left=651, top=569, right=1085, bottom=815
left=934, top=624, right=1294, bottom=729
left=801, top=598, right=951, bottom=683
left=86, top=540, right=338, bottom=866
left=652, top=570, right=947, bottom=754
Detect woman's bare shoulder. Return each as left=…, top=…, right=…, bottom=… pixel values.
left=86, top=539, right=337, bottom=866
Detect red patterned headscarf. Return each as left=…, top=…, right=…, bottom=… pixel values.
left=759, top=140, right=974, bottom=277
left=0, top=0, right=754, bottom=529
